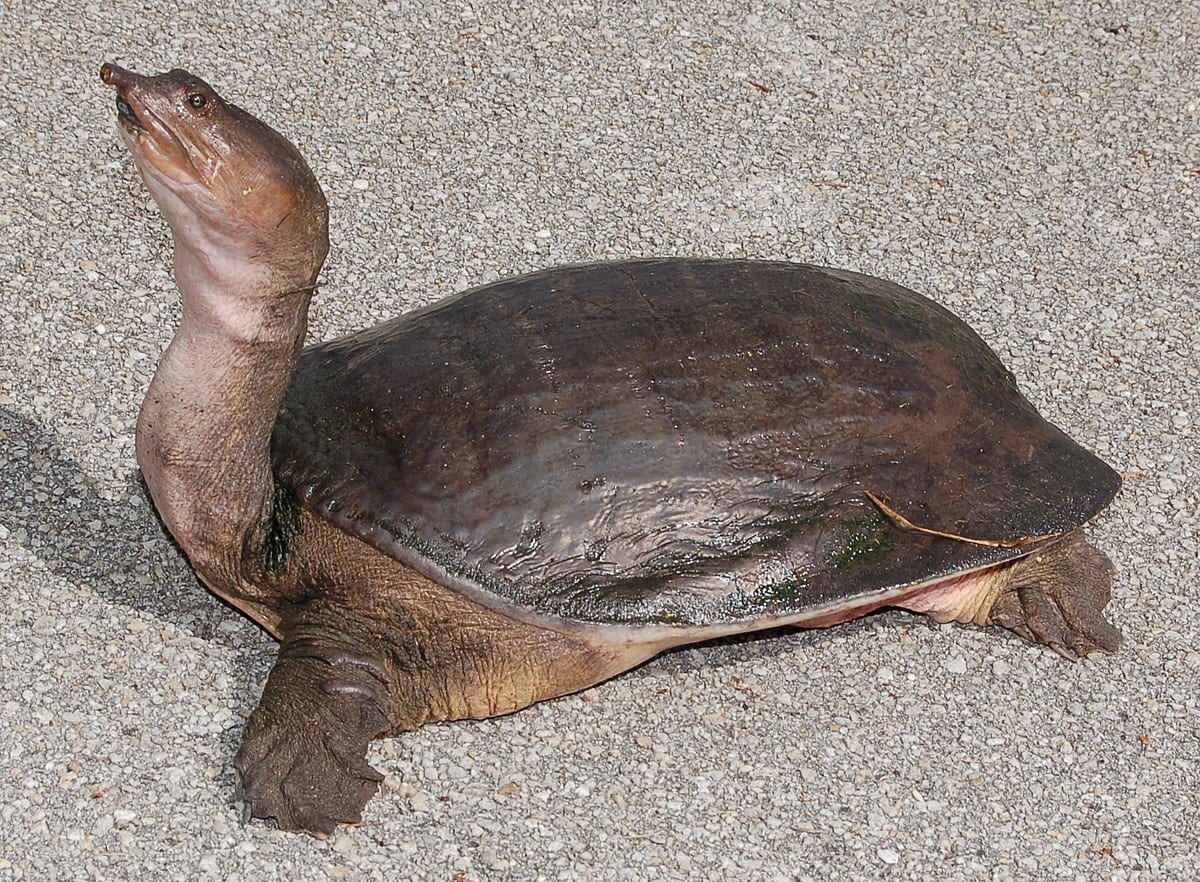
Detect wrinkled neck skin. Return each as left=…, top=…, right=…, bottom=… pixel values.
left=137, top=209, right=316, bottom=598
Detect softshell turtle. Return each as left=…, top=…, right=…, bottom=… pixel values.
left=101, top=63, right=1122, bottom=836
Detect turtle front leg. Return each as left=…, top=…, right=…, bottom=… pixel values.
left=234, top=637, right=392, bottom=837
left=231, top=594, right=630, bottom=837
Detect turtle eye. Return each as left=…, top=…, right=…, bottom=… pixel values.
left=186, top=91, right=208, bottom=110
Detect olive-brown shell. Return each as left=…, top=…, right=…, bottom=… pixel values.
left=273, top=259, right=1119, bottom=627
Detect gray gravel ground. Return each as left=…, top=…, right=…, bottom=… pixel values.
left=1, top=0, right=1197, bottom=879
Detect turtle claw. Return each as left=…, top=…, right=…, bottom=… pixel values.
left=233, top=648, right=390, bottom=837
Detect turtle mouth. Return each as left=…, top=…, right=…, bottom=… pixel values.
left=100, top=63, right=201, bottom=183
left=115, top=95, right=144, bottom=130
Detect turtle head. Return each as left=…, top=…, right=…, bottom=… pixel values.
left=100, top=64, right=329, bottom=291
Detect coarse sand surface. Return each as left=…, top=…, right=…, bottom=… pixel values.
left=1, top=2, right=1197, bottom=880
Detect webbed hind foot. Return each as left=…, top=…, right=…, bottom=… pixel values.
left=987, top=530, right=1122, bottom=660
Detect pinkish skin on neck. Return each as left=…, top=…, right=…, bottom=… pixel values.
left=101, top=64, right=328, bottom=602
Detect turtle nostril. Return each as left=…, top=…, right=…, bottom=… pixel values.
left=100, top=63, right=133, bottom=88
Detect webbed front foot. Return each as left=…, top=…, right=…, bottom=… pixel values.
left=234, top=640, right=391, bottom=837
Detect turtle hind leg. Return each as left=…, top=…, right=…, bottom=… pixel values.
left=985, top=530, right=1122, bottom=660
left=894, top=529, right=1121, bottom=660
left=234, top=638, right=391, bottom=838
